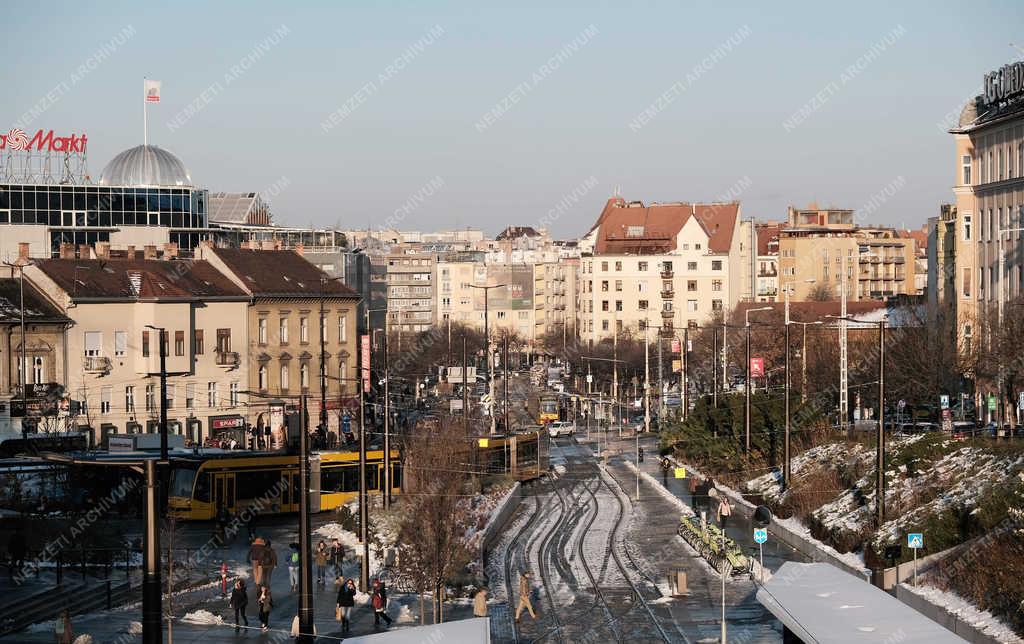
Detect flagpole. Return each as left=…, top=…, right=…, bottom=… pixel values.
left=143, top=77, right=148, bottom=146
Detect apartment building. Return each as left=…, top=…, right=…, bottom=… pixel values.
left=778, top=206, right=917, bottom=301
left=577, top=196, right=744, bottom=343
left=756, top=223, right=781, bottom=302
left=928, top=204, right=960, bottom=313
left=199, top=247, right=360, bottom=439
left=26, top=245, right=250, bottom=446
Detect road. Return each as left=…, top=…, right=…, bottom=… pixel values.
left=486, top=430, right=805, bottom=643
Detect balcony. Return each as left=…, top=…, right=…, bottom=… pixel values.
left=83, top=355, right=111, bottom=373
left=660, top=324, right=674, bottom=338
left=894, top=256, right=905, bottom=264
left=216, top=350, right=240, bottom=368
left=660, top=268, right=674, bottom=279
left=661, top=309, right=675, bottom=319
left=660, top=287, right=674, bottom=298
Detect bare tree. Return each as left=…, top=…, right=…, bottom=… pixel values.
left=807, top=282, right=835, bottom=302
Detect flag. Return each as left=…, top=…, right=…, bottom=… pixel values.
left=144, top=79, right=161, bottom=103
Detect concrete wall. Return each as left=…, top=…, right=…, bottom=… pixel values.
left=479, top=483, right=522, bottom=576
left=895, top=584, right=1005, bottom=644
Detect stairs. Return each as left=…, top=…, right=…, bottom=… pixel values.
left=0, top=579, right=135, bottom=637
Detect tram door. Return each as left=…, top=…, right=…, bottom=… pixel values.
left=212, top=473, right=236, bottom=514
left=281, top=470, right=301, bottom=513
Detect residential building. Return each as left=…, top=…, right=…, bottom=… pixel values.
left=198, top=246, right=361, bottom=440
left=927, top=204, right=959, bottom=313
left=577, top=196, right=744, bottom=342
left=26, top=246, right=250, bottom=446
left=756, top=223, right=781, bottom=302
left=386, top=246, right=438, bottom=334
left=778, top=206, right=917, bottom=301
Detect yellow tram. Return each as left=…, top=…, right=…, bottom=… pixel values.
left=168, top=449, right=400, bottom=521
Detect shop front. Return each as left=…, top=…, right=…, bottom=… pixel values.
left=207, top=414, right=246, bottom=448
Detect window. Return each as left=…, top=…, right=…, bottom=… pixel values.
left=681, top=243, right=689, bottom=250
left=712, top=299, right=723, bottom=311
left=300, top=363, right=310, bottom=389
left=638, top=261, right=648, bottom=271
left=166, top=384, right=175, bottom=409
left=497, top=311, right=506, bottom=319
left=338, top=315, right=347, bottom=342
left=615, top=300, right=623, bottom=312
left=300, top=317, right=309, bottom=343
left=602, top=300, right=609, bottom=311
left=687, top=280, right=697, bottom=292
left=145, top=384, right=156, bottom=411
left=712, top=260, right=722, bottom=271
left=989, top=209, right=994, bottom=242
left=626, top=225, right=644, bottom=238
left=962, top=154, right=972, bottom=185
left=695, top=243, right=701, bottom=250
left=687, top=299, right=698, bottom=312
left=601, top=261, right=608, bottom=271
left=258, top=366, right=268, bottom=391
left=963, top=214, right=972, bottom=241
left=616, top=320, right=623, bottom=332
left=712, top=279, right=723, bottom=292
left=30, top=356, right=43, bottom=384
left=963, top=267, right=971, bottom=298
left=174, top=330, right=185, bottom=356
left=114, top=331, right=127, bottom=357
left=279, top=318, right=289, bottom=344
left=100, top=386, right=111, bottom=414
left=84, top=331, right=102, bottom=357
left=639, top=300, right=649, bottom=310
left=999, top=148, right=1004, bottom=181
left=601, top=280, right=609, bottom=292
left=321, top=313, right=328, bottom=342
left=687, top=262, right=697, bottom=271
left=229, top=382, right=239, bottom=407
left=142, top=330, right=150, bottom=357
left=125, top=386, right=135, bottom=413
left=186, top=382, right=195, bottom=408
left=207, top=382, right=218, bottom=407
left=601, top=319, right=609, bottom=331
left=615, top=261, right=622, bottom=271
left=280, top=364, right=290, bottom=390
left=987, top=151, right=992, bottom=183
left=615, top=280, right=623, bottom=292
left=638, top=282, right=648, bottom=293
left=258, top=318, right=267, bottom=345
left=210, top=331, right=228, bottom=357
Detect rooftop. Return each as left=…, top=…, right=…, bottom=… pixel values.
left=34, top=258, right=246, bottom=301
left=207, top=248, right=359, bottom=298
left=589, top=196, right=740, bottom=255
left=0, top=278, right=69, bottom=323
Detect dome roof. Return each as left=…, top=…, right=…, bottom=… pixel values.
left=99, top=144, right=192, bottom=187
left=958, top=98, right=980, bottom=128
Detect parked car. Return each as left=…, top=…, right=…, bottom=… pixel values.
left=950, top=421, right=978, bottom=440
left=547, top=421, right=576, bottom=438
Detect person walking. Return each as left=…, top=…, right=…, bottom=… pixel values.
left=688, top=474, right=700, bottom=508
left=257, top=584, right=273, bottom=632
left=54, top=608, right=72, bottom=644
left=248, top=537, right=265, bottom=586
left=473, top=587, right=489, bottom=617
left=371, top=579, right=392, bottom=628
left=717, top=495, right=732, bottom=531
left=336, top=577, right=357, bottom=633
left=314, top=540, right=329, bottom=585
left=329, top=538, right=345, bottom=577
left=514, top=571, right=537, bottom=621
left=287, top=544, right=300, bottom=592
left=260, top=539, right=277, bottom=587
left=229, top=579, right=249, bottom=632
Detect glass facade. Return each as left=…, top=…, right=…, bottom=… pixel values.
left=0, top=183, right=209, bottom=255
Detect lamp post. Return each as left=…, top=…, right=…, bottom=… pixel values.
left=469, top=283, right=506, bottom=435
left=783, top=319, right=822, bottom=491
left=744, top=307, right=773, bottom=453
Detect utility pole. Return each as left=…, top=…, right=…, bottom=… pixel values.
left=142, top=459, right=161, bottom=644
left=641, top=322, right=649, bottom=502
left=358, top=332, right=369, bottom=591
left=784, top=321, right=791, bottom=491
left=469, top=283, right=505, bottom=435
left=657, top=333, right=664, bottom=420
left=462, top=335, right=468, bottom=436
left=840, top=255, right=848, bottom=433
left=319, top=279, right=328, bottom=449
left=802, top=323, right=809, bottom=403
left=745, top=321, right=751, bottom=453
left=721, top=320, right=727, bottom=401
left=682, top=326, right=689, bottom=420
left=158, top=330, right=168, bottom=463
left=876, top=318, right=886, bottom=528
left=712, top=327, right=719, bottom=409
left=298, top=394, right=314, bottom=642
left=503, top=335, right=510, bottom=434
left=382, top=330, right=391, bottom=509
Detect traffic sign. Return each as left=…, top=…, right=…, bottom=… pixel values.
left=673, top=467, right=686, bottom=479
left=907, top=533, right=924, bottom=549
left=1018, top=391, right=1024, bottom=410
left=897, top=399, right=906, bottom=410
left=753, top=528, right=768, bottom=544
left=478, top=438, right=489, bottom=448
left=940, top=395, right=949, bottom=410
left=586, top=373, right=593, bottom=384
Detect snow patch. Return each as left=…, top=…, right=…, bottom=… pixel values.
left=181, top=609, right=225, bottom=625
left=904, top=584, right=1024, bottom=643
left=395, top=604, right=417, bottom=623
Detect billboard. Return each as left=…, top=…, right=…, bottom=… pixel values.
left=750, top=358, right=765, bottom=378
left=478, top=265, right=534, bottom=311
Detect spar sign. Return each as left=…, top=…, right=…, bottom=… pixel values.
left=1, top=128, right=88, bottom=153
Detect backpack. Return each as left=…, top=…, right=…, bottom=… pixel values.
left=372, top=593, right=384, bottom=610
left=260, top=548, right=275, bottom=566
left=290, top=551, right=299, bottom=565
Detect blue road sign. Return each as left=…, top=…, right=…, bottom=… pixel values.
left=753, top=528, right=768, bottom=544
left=907, top=533, right=924, bottom=549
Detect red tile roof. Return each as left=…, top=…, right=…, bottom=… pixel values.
left=590, top=197, right=740, bottom=255
left=210, top=249, right=358, bottom=298
left=757, top=223, right=782, bottom=256
left=35, top=259, right=247, bottom=301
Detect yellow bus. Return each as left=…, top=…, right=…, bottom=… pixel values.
left=168, top=449, right=400, bottom=521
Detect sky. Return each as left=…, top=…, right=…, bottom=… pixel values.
left=4, top=1, right=1024, bottom=238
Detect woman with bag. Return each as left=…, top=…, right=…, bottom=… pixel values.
left=336, top=577, right=357, bottom=633
left=257, top=584, right=273, bottom=632
left=229, top=579, right=249, bottom=632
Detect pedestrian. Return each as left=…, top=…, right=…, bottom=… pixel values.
left=260, top=539, right=277, bottom=586
left=8, top=525, right=26, bottom=579
left=54, top=608, right=72, bottom=644
left=336, top=577, right=357, bottom=632
left=248, top=537, right=265, bottom=586
left=473, top=587, right=489, bottom=617
left=514, top=570, right=537, bottom=621
left=229, top=579, right=248, bottom=632
left=660, top=457, right=671, bottom=486
left=287, top=544, right=300, bottom=592
left=329, top=538, right=345, bottom=577
left=257, top=584, right=273, bottom=632
left=315, top=540, right=329, bottom=585
left=688, top=474, right=700, bottom=508
left=371, top=579, right=392, bottom=628
left=717, top=495, right=732, bottom=531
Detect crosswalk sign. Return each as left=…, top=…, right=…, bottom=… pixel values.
left=673, top=467, right=686, bottom=479
left=753, top=528, right=768, bottom=544
left=907, top=533, right=924, bottom=549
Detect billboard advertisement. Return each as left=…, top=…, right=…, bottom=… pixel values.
left=750, top=357, right=765, bottom=378
left=478, top=265, right=534, bottom=310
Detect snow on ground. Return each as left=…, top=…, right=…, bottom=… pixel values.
left=395, top=604, right=417, bottom=623
left=904, top=584, right=1024, bottom=643
left=127, top=621, right=142, bottom=635
left=181, top=609, right=225, bottom=625
left=773, top=514, right=868, bottom=573
left=745, top=441, right=871, bottom=503
left=461, top=482, right=516, bottom=558
left=624, top=461, right=694, bottom=518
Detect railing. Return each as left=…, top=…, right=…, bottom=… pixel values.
left=660, top=269, right=674, bottom=279
left=215, top=350, right=240, bottom=367
left=661, top=309, right=674, bottom=318
left=83, top=356, right=111, bottom=372
left=660, top=288, right=674, bottom=298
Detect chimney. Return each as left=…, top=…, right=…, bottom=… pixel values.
left=125, top=245, right=136, bottom=260
left=95, top=241, right=110, bottom=259
left=163, top=242, right=179, bottom=259
left=17, top=242, right=30, bottom=261
left=59, top=244, right=75, bottom=260
left=79, top=244, right=92, bottom=259
left=143, top=245, right=157, bottom=260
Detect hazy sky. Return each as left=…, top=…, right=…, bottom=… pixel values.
left=5, top=1, right=1023, bottom=237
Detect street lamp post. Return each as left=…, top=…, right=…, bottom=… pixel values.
left=469, top=283, right=507, bottom=435
left=744, top=307, right=773, bottom=453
